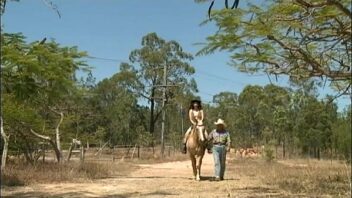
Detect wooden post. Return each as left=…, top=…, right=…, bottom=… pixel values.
left=131, top=144, right=137, bottom=159
left=152, top=143, right=155, bottom=155
left=66, top=143, right=75, bottom=162
left=137, top=145, right=140, bottom=158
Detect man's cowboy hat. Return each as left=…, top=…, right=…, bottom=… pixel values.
left=214, top=118, right=226, bottom=127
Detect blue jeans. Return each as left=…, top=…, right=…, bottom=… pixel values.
left=212, top=145, right=227, bottom=179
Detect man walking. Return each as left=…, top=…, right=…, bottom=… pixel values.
left=207, top=118, right=231, bottom=181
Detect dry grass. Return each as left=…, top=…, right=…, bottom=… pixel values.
left=1, top=161, right=137, bottom=187
left=228, top=156, right=351, bottom=197
left=1, top=147, right=185, bottom=187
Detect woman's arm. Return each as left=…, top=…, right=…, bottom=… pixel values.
left=199, top=110, right=204, bottom=121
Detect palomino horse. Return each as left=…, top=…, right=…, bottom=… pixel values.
left=186, top=124, right=207, bottom=181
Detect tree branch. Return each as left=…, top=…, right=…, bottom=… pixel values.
left=296, top=0, right=351, bottom=19
left=327, top=84, right=351, bottom=104
left=266, top=35, right=351, bottom=80
left=327, top=0, right=352, bottom=19
left=30, top=128, right=51, bottom=141
left=29, top=128, right=62, bottom=162
left=41, top=0, right=61, bottom=18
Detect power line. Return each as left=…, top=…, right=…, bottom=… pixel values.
left=86, top=55, right=246, bottom=86
left=195, top=68, right=246, bottom=86
left=85, top=55, right=266, bottom=86
left=86, top=56, right=127, bottom=63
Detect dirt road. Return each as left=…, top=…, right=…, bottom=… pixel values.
left=2, top=153, right=286, bottom=198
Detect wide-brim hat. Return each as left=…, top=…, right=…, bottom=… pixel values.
left=191, top=99, right=201, bottom=104
left=214, top=118, right=226, bottom=127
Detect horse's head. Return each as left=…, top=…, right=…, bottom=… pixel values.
left=193, top=125, right=206, bottom=143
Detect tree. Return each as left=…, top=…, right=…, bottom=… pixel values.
left=122, top=32, right=196, bottom=135
left=1, top=117, right=9, bottom=170
left=333, top=107, right=351, bottom=161
left=197, top=0, right=351, bottom=96
left=1, top=32, right=89, bottom=163
left=237, top=85, right=265, bottom=147
left=209, top=92, right=238, bottom=146
left=87, top=74, right=144, bottom=145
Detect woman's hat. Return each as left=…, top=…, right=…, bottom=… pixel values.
left=191, top=99, right=201, bottom=104
left=214, top=118, right=226, bottom=127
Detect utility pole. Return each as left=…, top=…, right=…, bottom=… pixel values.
left=160, top=63, right=167, bottom=158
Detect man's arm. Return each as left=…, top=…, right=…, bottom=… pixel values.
left=226, top=132, right=231, bottom=152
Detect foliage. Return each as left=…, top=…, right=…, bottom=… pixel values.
left=1, top=32, right=89, bottom=162
left=197, top=0, right=351, bottom=95
left=118, top=32, right=197, bottom=135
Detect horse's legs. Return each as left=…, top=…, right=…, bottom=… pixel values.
left=190, top=155, right=197, bottom=179
left=196, top=156, right=203, bottom=181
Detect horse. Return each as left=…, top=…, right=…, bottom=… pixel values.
left=186, top=124, right=207, bottom=181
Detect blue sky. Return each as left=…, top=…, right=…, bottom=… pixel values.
left=2, top=0, right=350, bottom=110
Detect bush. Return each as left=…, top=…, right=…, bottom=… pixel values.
left=264, top=145, right=275, bottom=162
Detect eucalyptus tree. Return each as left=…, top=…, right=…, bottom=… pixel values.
left=237, top=85, right=265, bottom=147
left=87, top=73, right=145, bottom=145
left=209, top=92, right=239, bottom=146
left=120, top=32, right=196, bottom=135
left=261, top=84, right=291, bottom=156
left=332, top=107, right=351, bottom=161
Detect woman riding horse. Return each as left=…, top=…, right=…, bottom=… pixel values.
left=182, top=99, right=208, bottom=154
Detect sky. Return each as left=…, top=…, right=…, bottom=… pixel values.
left=2, top=0, right=350, bottom=110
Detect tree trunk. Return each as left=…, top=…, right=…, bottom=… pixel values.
left=282, top=138, right=286, bottom=159
left=1, top=117, right=10, bottom=170
left=80, top=145, right=85, bottom=162
left=51, top=109, right=64, bottom=156
left=30, top=129, right=62, bottom=162
left=47, top=108, right=64, bottom=161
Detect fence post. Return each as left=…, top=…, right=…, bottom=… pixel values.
left=80, top=146, right=85, bottom=163
left=137, top=145, right=140, bottom=158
